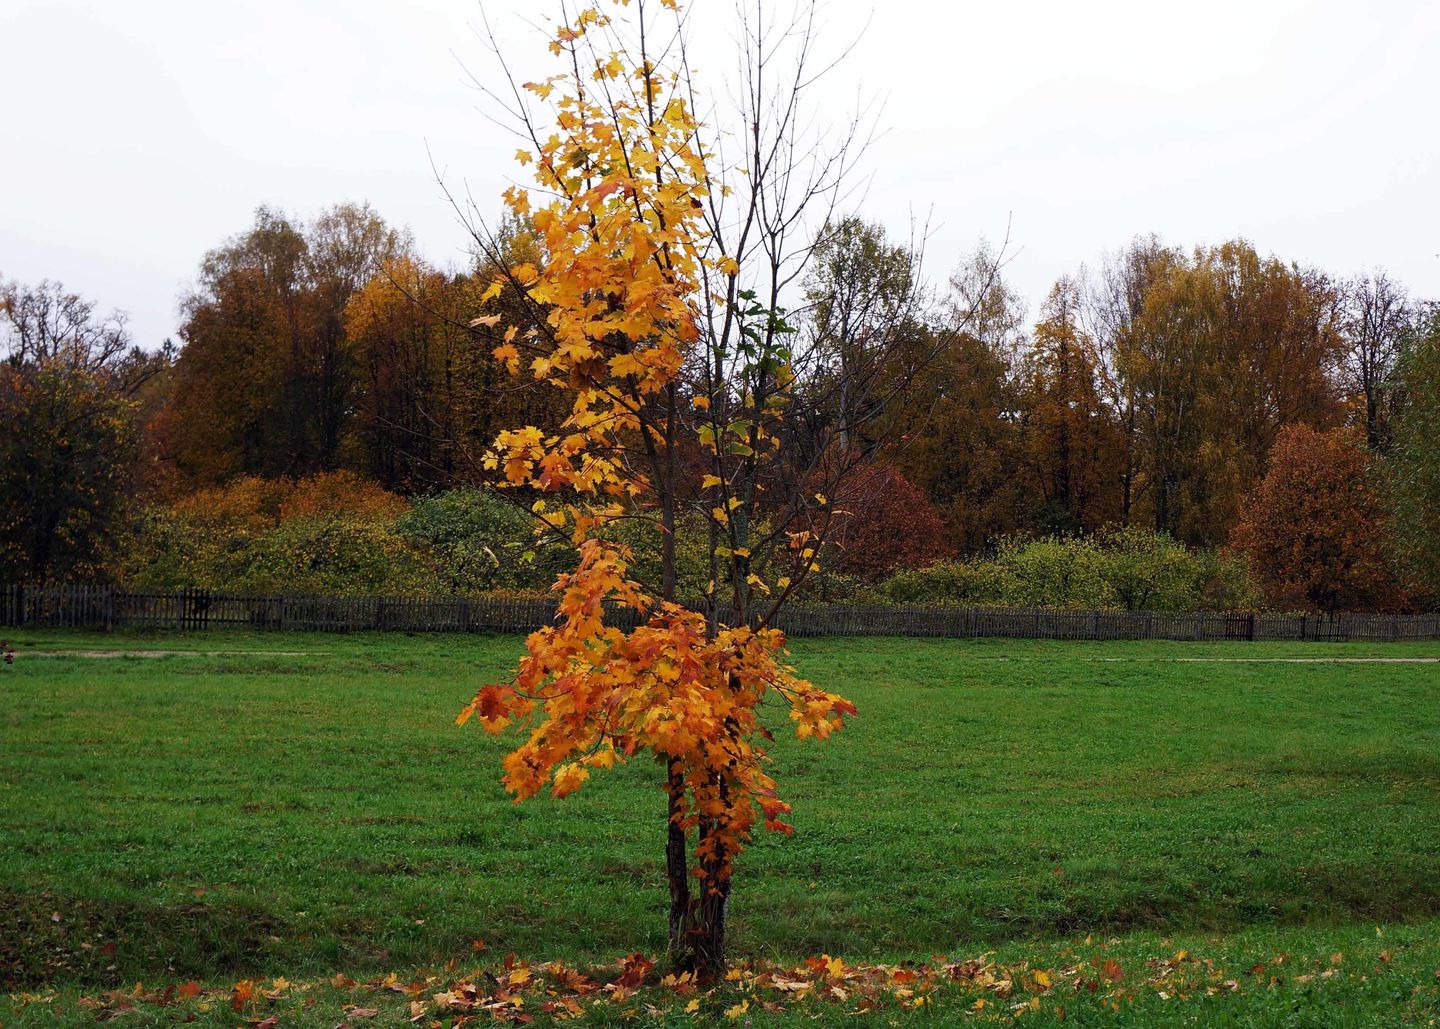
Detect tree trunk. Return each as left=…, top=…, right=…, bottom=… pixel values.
left=687, top=811, right=731, bottom=980
left=693, top=868, right=730, bottom=979
left=666, top=759, right=735, bottom=980
left=665, top=758, right=692, bottom=959
left=655, top=384, right=696, bottom=967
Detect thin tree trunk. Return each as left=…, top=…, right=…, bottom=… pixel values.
left=694, top=867, right=730, bottom=979
left=653, top=383, right=696, bottom=970
left=665, top=758, right=692, bottom=961
left=692, top=795, right=732, bottom=979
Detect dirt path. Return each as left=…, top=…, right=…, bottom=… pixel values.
left=1101, top=656, right=1440, bottom=664
left=938, top=655, right=1440, bottom=664
left=13, top=649, right=329, bottom=659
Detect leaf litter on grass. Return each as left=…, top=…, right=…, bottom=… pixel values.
left=13, top=933, right=1440, bottom=1026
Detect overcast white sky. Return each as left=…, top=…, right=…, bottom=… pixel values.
left=3, top=0, right=1438, bottom=347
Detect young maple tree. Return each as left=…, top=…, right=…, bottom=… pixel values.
left=452, top=0, right=993, bottom=976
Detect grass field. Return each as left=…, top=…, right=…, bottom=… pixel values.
left=4, top=629, right=1440, bottom=1025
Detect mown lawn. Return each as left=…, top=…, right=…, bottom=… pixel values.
left=3, top=629, right=1440, bottom=1024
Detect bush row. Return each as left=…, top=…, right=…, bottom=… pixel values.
left=877, top=529, right=1262, bottom=611
left=119, top=474, right=715, bottom=599
left=114, top=475, right=1266, bottom=611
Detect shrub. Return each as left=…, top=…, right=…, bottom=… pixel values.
left=397, top=490, right=570, bottom=593
left=278, top=471, right=409, bottom=524
left=791, top=569, right=877, bottom=604
left=123, top=509, right=436, bottom=596
left=229, top=516, right=434, bottom=596
left=129, top=484, right=718, bottom=599
left=168, top=476, right=292, bottom=531
left=990, top=535, right=1117, bottom=609
left=1196, top=551, right=1265, bottom=612
left=170, top=472, right=407, bottom=531
left=880, top=529, right=1264, bottom=612
left=1091, top=527, right=1205, bottom=611
left=124, top=477, right=1277, bottom=613
left=119, top=509, right=233, bottom=591
left=881, top=559, right=1014, bottom=606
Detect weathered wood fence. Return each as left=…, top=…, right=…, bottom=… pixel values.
left=3, top=584, right=1438, bottom=643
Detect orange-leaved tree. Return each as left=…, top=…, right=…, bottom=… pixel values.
left=447, top=0, right=905, bottom=978
left=1229, top=423, right=1404, bottom=612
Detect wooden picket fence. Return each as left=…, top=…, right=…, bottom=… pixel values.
left=3, top=584, right=1439, bottom=643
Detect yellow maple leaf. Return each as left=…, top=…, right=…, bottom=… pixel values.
left=551, top=762, right=590, bottom=798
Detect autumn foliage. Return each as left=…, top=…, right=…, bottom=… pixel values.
left=169, top=470, right=407, bottom=530
left=456, top=0, right=854, bottom=977
left=819, top=464, right=952, bottom=580
left=1229, top=424, right=1405, bottom=613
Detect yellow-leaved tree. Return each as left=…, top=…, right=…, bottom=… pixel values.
left=453, top=0, right=995, bottom=977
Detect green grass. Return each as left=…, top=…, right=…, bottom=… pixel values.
left=3, top=630, right=1440, bottom=1023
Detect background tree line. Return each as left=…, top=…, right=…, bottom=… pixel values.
left=3, top=204, right=1437, bottom=611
